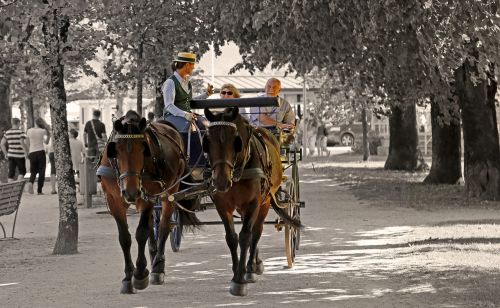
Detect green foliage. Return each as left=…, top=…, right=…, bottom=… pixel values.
left=97, top=0, right=214, bottom=95
left=203, top=0, right=499, bottom=125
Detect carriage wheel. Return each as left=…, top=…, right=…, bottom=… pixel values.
left=170, top=207, right=182, bottom=252
left=292, top=155, right=301, bottom=250
left=285, top=180, right=300, bottom=268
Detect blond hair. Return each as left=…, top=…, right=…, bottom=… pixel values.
left=220, top=83, right=241, bottom=98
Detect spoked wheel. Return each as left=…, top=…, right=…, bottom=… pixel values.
left=170, top=207, right=182, bottom=252
left=284, top=171, right=300, bottom=268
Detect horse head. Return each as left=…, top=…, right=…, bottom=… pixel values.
left=106, top=110, right=150, bottom=204
left=203, top=107, right=244, bottom=193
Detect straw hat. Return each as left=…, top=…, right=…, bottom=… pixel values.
left=174, top=52, right=196, bottom=63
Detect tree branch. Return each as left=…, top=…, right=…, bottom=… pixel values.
left=0, top=0, right=18, bottom=9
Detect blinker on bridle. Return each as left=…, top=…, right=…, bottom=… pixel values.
left=207, top=121, right=239, bottom=178
left=114, top=133, right=147, bottom=196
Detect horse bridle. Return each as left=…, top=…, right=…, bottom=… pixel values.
left=112, top=133, right=146, bottom=194
left=207, top=121, right=239, bottom=179
left=207, top=120, right=255, bottom=183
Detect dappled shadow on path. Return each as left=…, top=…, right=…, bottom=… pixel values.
left=259, top=222, right=500, bottom=306
left=302, top=163, right=500, bottom=210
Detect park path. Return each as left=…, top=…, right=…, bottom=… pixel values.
left=2, top=161, right=500, bottom=307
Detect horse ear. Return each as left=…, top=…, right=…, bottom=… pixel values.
left=142, top=142, right=151, bottom=156
left=204, top=108, right=216, bottom=122
left=202, top=135, right=210, bottom=153
left=107, top=142, right=117, bottom=158
left=139, top=118, right=147, bottom=131
left=229, top=107, right=239, bottom=120
left=234, top=136, right=242, bottom=153
left=114, top=119, right=123, bottom=132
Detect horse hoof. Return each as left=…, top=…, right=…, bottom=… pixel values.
left=132, top=274, right=149, bottom=290
left=120, top=281, right=135, bottom=294
left=244, top=273, right=257, bottom=283
left=229, top=281, right=248, bottom=296
left=256, top=261, right=264, bottom=275
left=150, top=272, right=165, bottom=285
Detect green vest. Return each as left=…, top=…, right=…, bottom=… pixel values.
left=170, top=75, right=192, bottom=112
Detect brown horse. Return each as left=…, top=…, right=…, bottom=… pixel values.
left=203, top=107, right=300, bottom=296
left=98, top=110, right=199, bottom=294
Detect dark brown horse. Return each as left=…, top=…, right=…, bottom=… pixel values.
left=203, top=107, right=300, bottom=296
left=98, top=110, right=199, bottom=294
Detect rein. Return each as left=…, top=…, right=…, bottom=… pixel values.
left=112, top=132, right=146, bottom=194
left=208, top=120, right=239, bottom=182
left=208, top=120, right=254, bottom=183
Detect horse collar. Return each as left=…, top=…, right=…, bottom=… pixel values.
left=209, top=121, right=237, bottom=129
left=114, top=134, right=145, bottom=139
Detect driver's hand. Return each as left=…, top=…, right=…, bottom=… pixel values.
left=206, top=83, right=214, bottom=96
left=184, top=112, right=197, bottom=121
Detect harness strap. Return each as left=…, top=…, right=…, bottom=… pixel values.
left=233, top=125, right=254, bottom=182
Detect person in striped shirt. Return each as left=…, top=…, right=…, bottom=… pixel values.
left=0, top=118, right=28, bottom=182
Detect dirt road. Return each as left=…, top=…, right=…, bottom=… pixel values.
left=2, top=160, right=500, bottom=307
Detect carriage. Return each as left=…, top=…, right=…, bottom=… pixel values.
left=98, top=96, right=304, bottom=295
left=161, top=97, right=305, bottom=267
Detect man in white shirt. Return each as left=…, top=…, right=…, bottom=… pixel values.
left=162, top=52, right=213, bottom=132
left=250, top=78, right=296, bottom=130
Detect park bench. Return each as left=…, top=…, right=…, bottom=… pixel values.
left=0, top=180, right=26, bottom=239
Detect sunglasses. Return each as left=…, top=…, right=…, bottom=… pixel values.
left=220, top=91, right=233, bottom=95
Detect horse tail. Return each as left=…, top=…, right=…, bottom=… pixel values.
left=176, top=169, right=201, bottom=233
left=270, top=194, right=303, bottom=229
left=177, top=199, right=201, bottom=232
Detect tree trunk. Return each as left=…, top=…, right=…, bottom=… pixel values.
left=454, top=61, right=500, bottom=200
left=43, top=12, right=79, bottom=254
left=24, top=95, right=35, bottom=128
left=115, top=92, right=124, bottom=119
left=155, top=69, right=168, bottom=119
left=0, top=73, right=12, bottom=183
left=24, top=67, right=35, bottom=128
left=361, top=107, right=369, bottom=161
left=384, top=104, right=418, bottom=170
left=423, top=101, right=462, bottom=184
left=0, top=74, right=12, bottom=136
left=136, top=41, right=144, bottom=116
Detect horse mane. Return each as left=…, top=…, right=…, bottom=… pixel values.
left=115, top=110, right=144, bottom=134
left=123, top=110, right=142, bottom=124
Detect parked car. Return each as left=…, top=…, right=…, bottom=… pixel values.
left=326, top=121, right=363, bottom=146
left=327, top=121, right=382, bottom=153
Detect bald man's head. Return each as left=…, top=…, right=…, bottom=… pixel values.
left=265, top=78, right=281, bottom=97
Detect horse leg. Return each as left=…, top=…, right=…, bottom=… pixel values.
left=114, top=217, right=135, bottom=294
left=148, top=204, right=160, bottom=264
left=103, top=179, right=135, bottom=294
left=216, top=206, right=239, bottom=275
left=132, top=206, right=151, bottom=290
left=150, top=199, right=173, bottom=285
left=245, top=202, right=270, bottom=282
left=230, top=203, right=259, bottom=296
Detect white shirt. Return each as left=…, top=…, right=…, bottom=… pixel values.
left=161, top=71, right=208, bottom=117
left=26, top=127, right=47, bottom=153
left=249, top=94, right=295, bottom=127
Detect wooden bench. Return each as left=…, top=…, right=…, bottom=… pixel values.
left=0, top=180, right=26, bottom=239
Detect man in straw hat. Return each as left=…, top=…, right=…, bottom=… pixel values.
left=162, top=51, right=213, bottom=131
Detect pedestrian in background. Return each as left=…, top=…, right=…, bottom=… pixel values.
left=306, top=117, right=318, bottom=157
left=0, top=118, right=28, bottom=182
left=316, top=120, right=330, bottom=157
left=46, top=135, right=57, bottom=194
left=69, top=129, right=84, bottom=181
left=84, top=109, right=106, bottom=161
left=147, top=112, right=155, bottom=124
left=25, top=118, right=50, bottom=194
